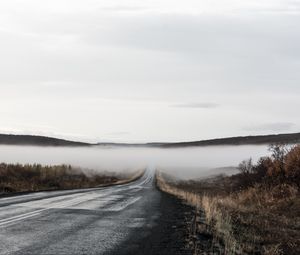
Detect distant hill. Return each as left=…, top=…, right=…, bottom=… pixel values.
left=96, top=132, right=300, bottom=147
left=159, top=133, right=300, bottom=148
left=1, top=132, right=300, bottom=147
left=0, top=134, right=91, bottom=147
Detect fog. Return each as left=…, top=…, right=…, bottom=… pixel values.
left=0, top=145, right=270, bottom=179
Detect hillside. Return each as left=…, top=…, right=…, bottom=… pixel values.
left=0, top=134, right=91, bottom=146
left=97, top=133, right=300, bottom=147
left=1, top=132, right=300, bottom=147
left=160, top=132, right=300, bottom=147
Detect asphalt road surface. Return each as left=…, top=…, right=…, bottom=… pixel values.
left=0, top=168, right=193, bottom=255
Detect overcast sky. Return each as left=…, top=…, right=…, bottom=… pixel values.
left=0, top=0, right=300, bottom=143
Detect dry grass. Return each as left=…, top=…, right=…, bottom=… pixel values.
left=156, top=145, right=300, bottom=254
left=156, top=171, right=300, bottom=255
left=0, top=163, right=143, bottom=194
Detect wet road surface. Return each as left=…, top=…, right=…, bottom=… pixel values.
left=0, top=168, right=194, bottom=255
left=0, top=168, right=160, bottom=254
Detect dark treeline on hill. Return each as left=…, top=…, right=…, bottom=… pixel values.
left=0, top=134, right=92, bottom=146
left=1, top=132, right=300, bottom=147
left=96, top=132, right=300, bottom=147
left=160, top=132, right=300, bottom=147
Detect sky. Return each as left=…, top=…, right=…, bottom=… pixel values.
left=0, top=0, right=300, bottom=143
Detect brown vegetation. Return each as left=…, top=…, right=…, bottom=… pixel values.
left=0, top=163, right=142, bottom=194
left=156, top=144, right=300, bottom=255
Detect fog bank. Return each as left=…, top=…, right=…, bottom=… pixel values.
left=0, top=145, right=269, bottom=179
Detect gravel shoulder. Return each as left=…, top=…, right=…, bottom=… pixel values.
left=109, top=191, right=194, bottom=255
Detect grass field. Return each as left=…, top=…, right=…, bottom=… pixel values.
left=157, top=144, right=300, bottom=254
left=0, top=163, right=142, bottom=194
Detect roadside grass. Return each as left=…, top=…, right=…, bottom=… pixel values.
left=0, top=163, right=143, bottom=194
left=156, top=144, right=300, bottom=255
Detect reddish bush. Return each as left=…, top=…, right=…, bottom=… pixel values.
left=237, top=144, right=300, bottom=188
left=284, top=145, right=300, bottom=185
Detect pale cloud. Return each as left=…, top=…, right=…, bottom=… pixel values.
left=243, top=122, right=295, bottom=133
left=172, top=103, right=219, bottom=109
left=0, top=0, right=299, bottom=142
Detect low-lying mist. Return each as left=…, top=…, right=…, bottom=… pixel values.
left=0, top=145, right=270, bottom=179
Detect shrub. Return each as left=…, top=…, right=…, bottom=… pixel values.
left=237, top=144, right=300, bottom=187
left=0, top=163, right=124, bottom=192
left=284, top=145, right=300, bottom=186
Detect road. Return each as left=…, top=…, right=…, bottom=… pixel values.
left=0, top=167, right=173, bottom=255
